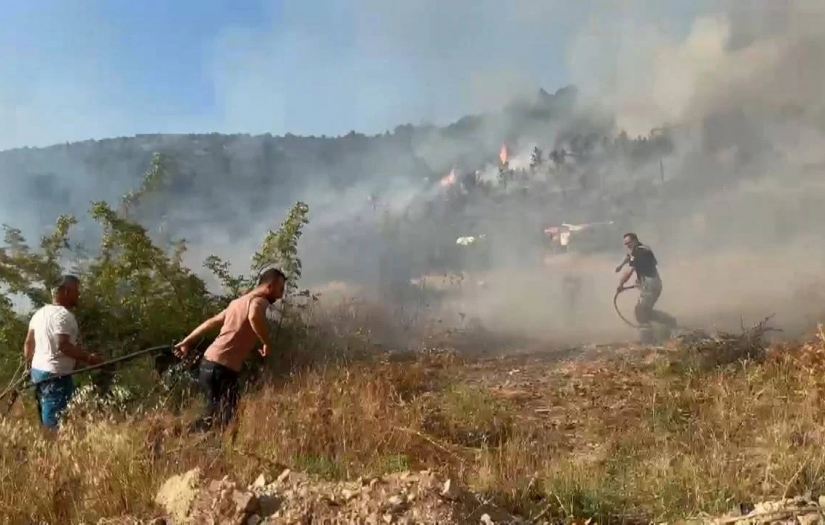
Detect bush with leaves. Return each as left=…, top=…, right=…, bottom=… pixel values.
left=0, top=152, right=311, bottom=410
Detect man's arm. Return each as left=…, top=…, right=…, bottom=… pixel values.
left=23, top=329, right=35, bottom=367
left=174, top=309, right=226, bottom=359
left=248, top=298, right=270, bottom=348
left=618, top=267, right=636, bottom=289
left=615, top=254, right=630, bottom=273
left=180, top=310, right=227, bottom=345
left=53, top=311, right=100, bottom=365
left=56, top=333, right=100, bottom=364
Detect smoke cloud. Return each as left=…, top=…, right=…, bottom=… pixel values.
left=468, top=0, right=825, bottom=344
left=2, top=1, right=825, bottom=348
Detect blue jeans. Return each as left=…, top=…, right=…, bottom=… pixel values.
left=30, top=369, right=75, bottom=429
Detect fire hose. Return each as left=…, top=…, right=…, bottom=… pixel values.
left=613, top=284, right=640, bottom=329
left=0, top=343, right=175, bottom=416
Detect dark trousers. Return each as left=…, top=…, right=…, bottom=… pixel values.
left=191, top=359, right=240, bottom=433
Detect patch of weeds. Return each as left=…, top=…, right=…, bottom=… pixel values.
left=646, top=390, right=697, bottom=434
left=378, top=453, right=411, bottom=474
left=539, top=476, right=641, bottom=525
left=481, top=475, right=548, bottom=518
left=388, top=363, right=441, bottom=403
left=296, top=454, right=342, bottom=480
left=421, top=385, right=513, bottom=448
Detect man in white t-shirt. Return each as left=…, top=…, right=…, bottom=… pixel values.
left=23, top=275, right=101, bottom=429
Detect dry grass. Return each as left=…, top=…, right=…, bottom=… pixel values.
left=5, top=314, right=825, bottom=524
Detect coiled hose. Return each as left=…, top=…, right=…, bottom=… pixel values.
left=613, top=285, right=640, bottom=328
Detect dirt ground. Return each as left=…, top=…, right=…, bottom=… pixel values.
left=399, top=246, right=825, bottom=349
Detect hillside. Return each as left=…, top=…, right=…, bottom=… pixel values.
left=0, top=85, right=688, bottom=287
left=0, top=86, right=579, bottom=233
left=3, top=75, right=825, bottom=523
left=5, top=310, right=825, bottom=524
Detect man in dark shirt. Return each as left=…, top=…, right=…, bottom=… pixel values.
left=617, top=233, right=677, bottom=343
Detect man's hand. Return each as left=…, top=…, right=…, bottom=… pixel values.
left=85, top=353, right=104, bottom=366
left=258, top=344, right=270, bottom=357
left=174, top=310, right=227, bottom=359
left=173, top=341, right=191, bottom=359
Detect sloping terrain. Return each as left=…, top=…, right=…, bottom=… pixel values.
left=5, top=320, right=825, bottom=524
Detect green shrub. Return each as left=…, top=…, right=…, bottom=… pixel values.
left=0, top=152, right=310, bottom=407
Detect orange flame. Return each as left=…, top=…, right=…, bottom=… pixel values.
left=499, top=144, right=508, bottom=165
left=440, top=168, right=457, bottom=187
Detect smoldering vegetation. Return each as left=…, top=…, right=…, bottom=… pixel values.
left=1, top=1, right=824, bottom=346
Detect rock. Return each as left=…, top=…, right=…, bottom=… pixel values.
left=258, top=494, right=281, bottom=516
left=754, top=501, right=774, bottom=514
left=681, top=497, right=825, bottom=525
left=232, top=490, right=260, bottom=515
left=441, top=479, right=462, bottom=501
left=797, top=513, right=822, bottom=525
left=480, top=513, right=495, bottom=525
left=387, top=494, right=409, bottom=514
left=189, top=475, right=260, bottom=524
left=145, top=467, right=522, bottom=524
left=154, top=468, right=203, bottom=523
left=251, top=474, right=268, bottom=489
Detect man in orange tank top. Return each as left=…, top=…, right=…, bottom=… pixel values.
left=174, top=268, right=286, bottom=432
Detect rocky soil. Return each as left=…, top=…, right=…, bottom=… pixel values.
left=145, top=467, right=524, bottom=524
left=90, top=328, right=820, bottom=525
left=96, top=467, right=825, bottom=525
left=682, top=496, right=825, bottom=525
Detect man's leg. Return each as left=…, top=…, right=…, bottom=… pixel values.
left=213, top=365, right=241, bottom=430
left=635, top=279, right=661, bottom=344
left=636, top=278, right=677, bottom=342
left=191, top=361, right=220, bottom=433
left=649, top=297, right=678, bottom=328
left=30, top=369, right=75, bottom=430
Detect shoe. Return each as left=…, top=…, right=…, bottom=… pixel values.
left=187, top=417, right=214, bottom=434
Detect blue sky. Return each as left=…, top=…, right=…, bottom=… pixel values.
left=0, top=0, right=710, bottom=150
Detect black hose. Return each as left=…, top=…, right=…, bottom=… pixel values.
left=0, top=362, right=24, bottom=401
left=1, top=371, right=27, bottom=415
left=0, top=344, right=173, bottom=402
left=613, top=285, right=640, bottom=329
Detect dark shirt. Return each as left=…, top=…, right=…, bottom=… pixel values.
left=629, top=244, right=659, bottom=280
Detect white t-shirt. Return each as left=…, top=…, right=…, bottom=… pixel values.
left=29, top=304, right=79, bottom=374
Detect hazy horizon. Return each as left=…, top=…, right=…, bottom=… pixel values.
left=3, top=0, right=825, bottom=346
left=0, top=0, right=717, bottom=151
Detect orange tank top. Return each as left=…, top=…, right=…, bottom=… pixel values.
left=203, top=292, right=269, bottom=372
